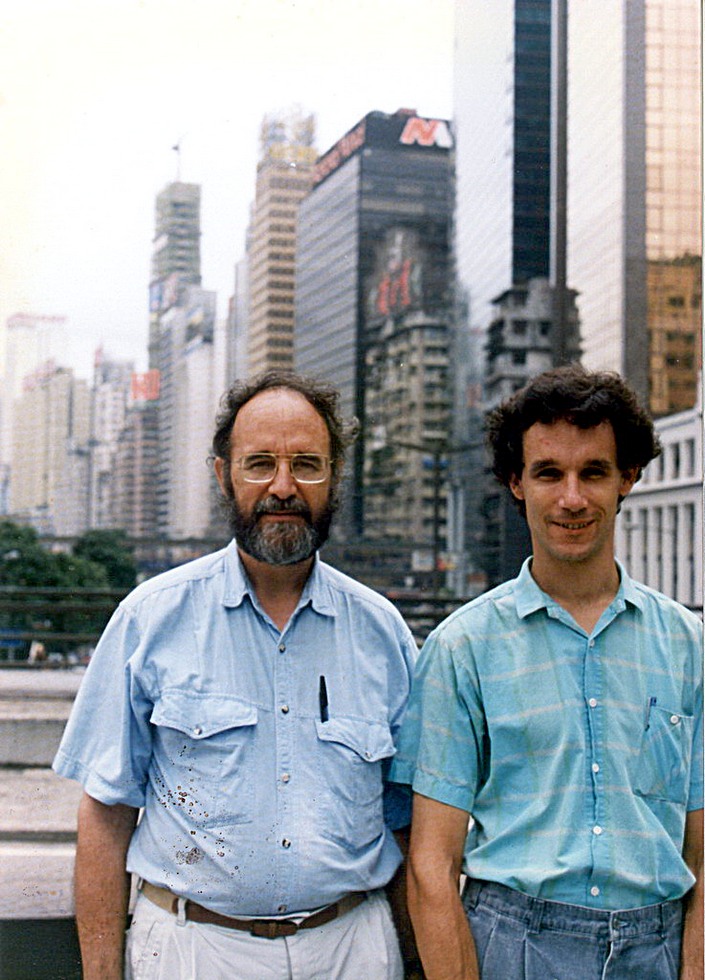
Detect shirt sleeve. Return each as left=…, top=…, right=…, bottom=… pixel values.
left=382, top=621, right=417, bottom=829
left=687, top=620, right=704, bottom=812
left=52, top=603, right=154, bottom=808
left=389, top=628, right=482, bottom=814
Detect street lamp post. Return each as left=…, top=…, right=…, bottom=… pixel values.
left=394, top=439, right=479, bottom=595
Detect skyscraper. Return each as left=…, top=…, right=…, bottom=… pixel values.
left=148, top=181, right=217, bottom=537
left=567, top=0, right=701, bottom=414
left=246, top=109, right=317, bottom=376
left=453, top=1, right=563, bottom=586
left=454, top=1, right=553, bottom=344
left=294, top=109, right=454, bottom=587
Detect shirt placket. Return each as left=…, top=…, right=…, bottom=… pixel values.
left=272, top=621, right=296, bottom=914
left=583, top=628, right=607, bottom=904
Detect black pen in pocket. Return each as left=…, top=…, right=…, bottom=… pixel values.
left=319, top=675, right=329, bottom=723
left=645, top=695, right=657, bottom=730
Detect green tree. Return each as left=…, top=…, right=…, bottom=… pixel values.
left=72, top=529, right=137, bottom=589
left=0, top=520, right=112, bottom=658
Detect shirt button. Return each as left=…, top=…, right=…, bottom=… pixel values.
left=589, top=640, right=595, bottom=648
left=593, top=825, right=603, bottom=835
left=280, top=705, right=289, bottom=714
left=592, top=763, right=600, bottom=773
left=588, top=698, right=598, bottom=708
left=591, top=886, right=600, bottom=897
left=193, top=726, right=203, bottom=736
left=279, top=643, right=286, bottom=653
left=282, top=838, right=292, bottom=849
left=281, top=773, right=290, bottom=783
left=278, top=905, right=287, bottom=913
left=670, top=714, right=680, bottom=725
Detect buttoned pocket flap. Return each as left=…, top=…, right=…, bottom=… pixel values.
left=151, top=692, right=258, bottom=738
left=315, top=718, right=395, bottom=762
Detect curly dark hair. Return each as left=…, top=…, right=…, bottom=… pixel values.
left=486, top=364, right=661, bottom=494
left=211, top=370, right=359, bottom=483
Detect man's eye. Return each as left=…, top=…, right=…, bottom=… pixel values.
left=536, top=468, right=560, bottom=480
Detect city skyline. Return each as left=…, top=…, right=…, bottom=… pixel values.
left=0, top=0, right=455, bottom=379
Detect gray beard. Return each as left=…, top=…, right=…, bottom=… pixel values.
left=225, top=494, right=333, bottom=566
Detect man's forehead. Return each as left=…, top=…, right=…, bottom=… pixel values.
left=521, top=419, right=618, bottom=457
left=231, top=388, right=329, bottom=443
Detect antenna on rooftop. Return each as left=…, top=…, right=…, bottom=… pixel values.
left=172, top=140, right=183, bottom=181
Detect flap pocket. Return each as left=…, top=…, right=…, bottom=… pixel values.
left=634, top=701, right=693, bottom=805
left=152, top=691, right=258, bottom=738
left=315, top=717, right=395, bottom=762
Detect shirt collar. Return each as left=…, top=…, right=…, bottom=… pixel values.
left=221, top=539, right=336, bottom=617
left=514, top=556, right=645, bottom=620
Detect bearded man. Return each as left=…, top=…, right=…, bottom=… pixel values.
left=54, top=371, right=418, bottom=980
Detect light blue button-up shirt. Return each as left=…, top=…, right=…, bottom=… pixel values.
left=54, top=541, right=416, bottom=916
left=391, top=559, right=703, bottom=910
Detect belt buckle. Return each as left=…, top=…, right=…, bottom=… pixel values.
left=250, top=919, right=298, bottom=939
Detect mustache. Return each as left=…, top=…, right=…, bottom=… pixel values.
left=253, top=497, right=312, bottom=520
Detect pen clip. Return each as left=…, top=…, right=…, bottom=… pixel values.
left=319, top=675, right=329, bottom=723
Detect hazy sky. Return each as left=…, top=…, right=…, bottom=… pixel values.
left=0, top=0, right=455, bottom=378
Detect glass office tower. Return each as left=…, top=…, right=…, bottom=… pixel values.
left=567, top=0, right=701, bottom=414
left=295, top=110, right=454, bottom=582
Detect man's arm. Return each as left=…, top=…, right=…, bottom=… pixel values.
left=407, top=792, right=478, bottom=980
left=386, top=826, right=423, bottom=979
left=680, top=808, right=703, bottom=980
left=74, top=792, right=139, bottom=980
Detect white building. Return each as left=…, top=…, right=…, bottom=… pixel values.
left=89, top=352, right=134, bottom=529
left=170, top=333, right=218, bottom=538
left=10, top=363, right=90, bottom=535
left=616, top=390, right=702, bottom=611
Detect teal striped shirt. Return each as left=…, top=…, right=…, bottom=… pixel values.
left=391, top=560, right=703, bottom=910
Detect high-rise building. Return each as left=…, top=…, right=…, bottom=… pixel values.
left=454, top=1, right=553, bottom=344
left=246, top=109, right=317, bottom=377
left=10, top=362, right=90, bottom=535
left=294, top=109, right=454, bottom=586
left=0, top=313, right=68, bottom=512
left=453, top=1, right=561, bottom=588
left=567, top=0, right=701, bottom=414
left=110, top=375, right=160, bottom=540
left=89, top=350, right=134, bottom=529
left=147, top=181, right=218, bottom=537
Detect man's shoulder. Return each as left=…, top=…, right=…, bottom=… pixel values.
left=627, top=576, right=703, bottom=633
left=121, top=546, right=229, bottom=610
left=316, top=559, right=410, bottom=622
left=428, top=577, right=521, bottom=642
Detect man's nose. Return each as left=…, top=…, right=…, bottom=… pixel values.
left=267, top=458, right=298, bottom=497
left=559, top=475, right=587, bottom=511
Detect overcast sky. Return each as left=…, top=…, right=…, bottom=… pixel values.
left=0, top=0, right=454, bottom=378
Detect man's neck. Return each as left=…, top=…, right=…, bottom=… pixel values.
left=530, top=554, right=621, bottom=633
left=238, top=549, right=315, bottom=632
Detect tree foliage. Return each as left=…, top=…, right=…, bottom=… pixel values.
left=72, top=529, right=137, bottom=589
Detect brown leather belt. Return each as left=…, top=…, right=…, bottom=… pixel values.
left=141, top=881, right=368, bottom=939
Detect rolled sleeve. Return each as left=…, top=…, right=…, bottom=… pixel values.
left=52, top=605, right=153, bottom=807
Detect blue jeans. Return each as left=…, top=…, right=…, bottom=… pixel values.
left=463, top=879, right=683, bottom=980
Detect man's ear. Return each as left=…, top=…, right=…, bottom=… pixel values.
left=509, top=473, right=524, bottom=501
left=619, top=467, right=639, bottom=499
left=214, top=457, right=227, bottom=497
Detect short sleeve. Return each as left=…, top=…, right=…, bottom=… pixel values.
left=687, top=623, right=704, bottom=811
left=389, top=629, right=483, bottom=814
left=52, top=604, right=153, bottom=807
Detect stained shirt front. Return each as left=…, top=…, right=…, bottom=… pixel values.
left=53, top=541, right=416, bottom=916
left=390, top=559, right=703, bottom=910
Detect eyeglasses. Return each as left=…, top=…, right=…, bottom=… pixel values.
left=234, top=453, right=330, bottom=484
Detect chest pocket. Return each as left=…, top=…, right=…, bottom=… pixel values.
left=634, top=701, right=693, bottom=806
left=151, top=691, right=258, bottom=827
left=315, top=718, right=395, bottom=851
